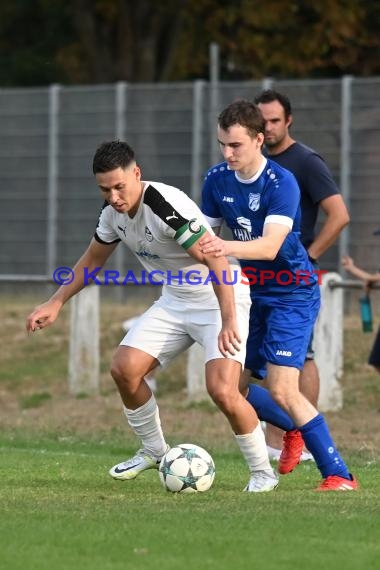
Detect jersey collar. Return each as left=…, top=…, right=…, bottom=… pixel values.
left=234, top=157, right=267, bottom=184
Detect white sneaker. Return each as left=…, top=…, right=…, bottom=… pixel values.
left=267, top=445, right=315, bottom=463
left=267, top=445, right=281, bottom=461
left=300, top=450, right=314, bottom=462
left=109, top=447, right=168, bottom=480
left=243, top=469, right=279, bottom=493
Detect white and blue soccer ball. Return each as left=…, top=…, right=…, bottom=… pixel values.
left=159, top=443, right=215, bottom=493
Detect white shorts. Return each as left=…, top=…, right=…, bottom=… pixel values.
left=120, top=283, right=251, bottom=368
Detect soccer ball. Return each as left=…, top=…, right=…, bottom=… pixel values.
left=158, top=443, right=215, bottom=493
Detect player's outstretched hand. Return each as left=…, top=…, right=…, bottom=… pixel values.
left=218, top=317, right=241, bottom=357
left=199, top=235, right=230, bottom=258
left=341, top=255, right=354, bottom=270
left=26, top=299, right=62, bottom=332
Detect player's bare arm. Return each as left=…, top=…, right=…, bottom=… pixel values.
left=342, top=256, right=380, bottom=283
left=26, top=239, right=117, bottom=332
left=199, top=223, right=290, bottom=260
left=187, top=233, right=241, bottom=358
left=308, top=194, right=350, bottom=260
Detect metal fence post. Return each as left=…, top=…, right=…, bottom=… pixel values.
left=191, top=80, right=205, bottom=203
left=114, top=82, right=128, bottom=299
left=338, top=75, right=353, bottom=266
left=209, top=42, right=220, bottom=166
left=46, top=84, right=60, bottom=279
left=261, top=77, right=274, bottom=90
left=68, top=286, right=100, bottom=395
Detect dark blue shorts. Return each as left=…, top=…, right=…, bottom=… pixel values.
left=245, top=291, right=320, bottom=379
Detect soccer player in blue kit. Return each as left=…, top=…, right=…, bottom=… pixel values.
left=200, top=99, right=358, bottom=491
left=254, top=88, right=350, bottom=466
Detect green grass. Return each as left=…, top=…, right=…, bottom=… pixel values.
left=1, top=298, right=380, bottom=569
left=20, top=391, right=52, bottom=409
left=0, top=433, right=378, bottom=570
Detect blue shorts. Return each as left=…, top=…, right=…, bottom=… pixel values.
left=245, top=291, right=320, bottom=379
left=305, top=259, right=318, bottom=361
left=305, top=329, right=315, bottom=360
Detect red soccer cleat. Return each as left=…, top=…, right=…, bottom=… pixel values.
left=278, top=429, right=305, bottom=474
left=316, top=474, right=358, bottom=491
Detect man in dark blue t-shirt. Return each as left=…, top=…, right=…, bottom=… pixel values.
left=254, top=89, right=350, bottom=463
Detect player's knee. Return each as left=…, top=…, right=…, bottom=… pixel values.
left=208, top=384, right=235, bottom=413
left=110, top=361, right=127, bottom=386
left=110, top=356, right=138, bottom=391
left=269, top=387, right=289, bottom=410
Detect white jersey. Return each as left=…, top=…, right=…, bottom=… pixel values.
left=94, top=181, right=245, bottom=308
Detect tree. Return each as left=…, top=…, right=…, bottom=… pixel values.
left=171, top=0, right=380, bottom=79
left=0, top=0, right=73, bottom=86
left=56, top=0, right=189, bottom=82
left=0, top=0, right=379, bottom=86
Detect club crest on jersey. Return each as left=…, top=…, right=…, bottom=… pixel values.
left=145, top=226, right=153, bottom=242
left=249, top=193, right=261, bottom=212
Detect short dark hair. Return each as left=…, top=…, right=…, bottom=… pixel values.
left=218, top=99, right=265, bottom=138
left=92, top=140, right=136, bottom=174
left=254, top=89, right=292, bottom=120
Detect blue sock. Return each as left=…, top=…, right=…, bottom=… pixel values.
left=246, top=384, right=296, bottom=432
left=300, top=414, right=350, bottom=479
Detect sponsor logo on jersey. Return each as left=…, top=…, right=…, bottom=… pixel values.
left=166, top=211, right=179, bottom=221
left=117, top=225, right=127, bottom=237
left=136, top=249, right=160, bottom=260
left=233, top=228, right=251, bottom=241
left=145, top=226, right=153, bottom=242
left=248, top=193, right=261, bottom=212
left=276, top=350, right=292, bottom=357
left=237, top=217, right=252, bottom=232
left=222, top=196, right=234, bottom=203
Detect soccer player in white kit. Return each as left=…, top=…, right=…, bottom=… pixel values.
left=26, top=140, right=278, bottom=493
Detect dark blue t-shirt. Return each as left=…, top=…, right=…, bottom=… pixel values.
left=266, top=142, right=339, bottom=248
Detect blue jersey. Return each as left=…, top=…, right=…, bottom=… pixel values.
left=201, top=158, right=318, bottom=295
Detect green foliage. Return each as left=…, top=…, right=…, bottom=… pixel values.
left=0, top=0, right=74, bottom=85
left=0, top=0, right=379, bottom=86
left=175, top=0, right=380, bottom=79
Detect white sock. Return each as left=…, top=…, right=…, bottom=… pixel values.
left=124, top=394, right=168, bottom=458
left=235, top=423, right=274, bottom=474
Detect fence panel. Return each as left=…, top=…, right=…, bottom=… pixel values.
left=1, top=78, right=380, bottom=282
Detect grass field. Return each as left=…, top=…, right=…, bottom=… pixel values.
left=1, top=296, right=379, bottom=569
left=1, top=435, right=379, bottom=570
